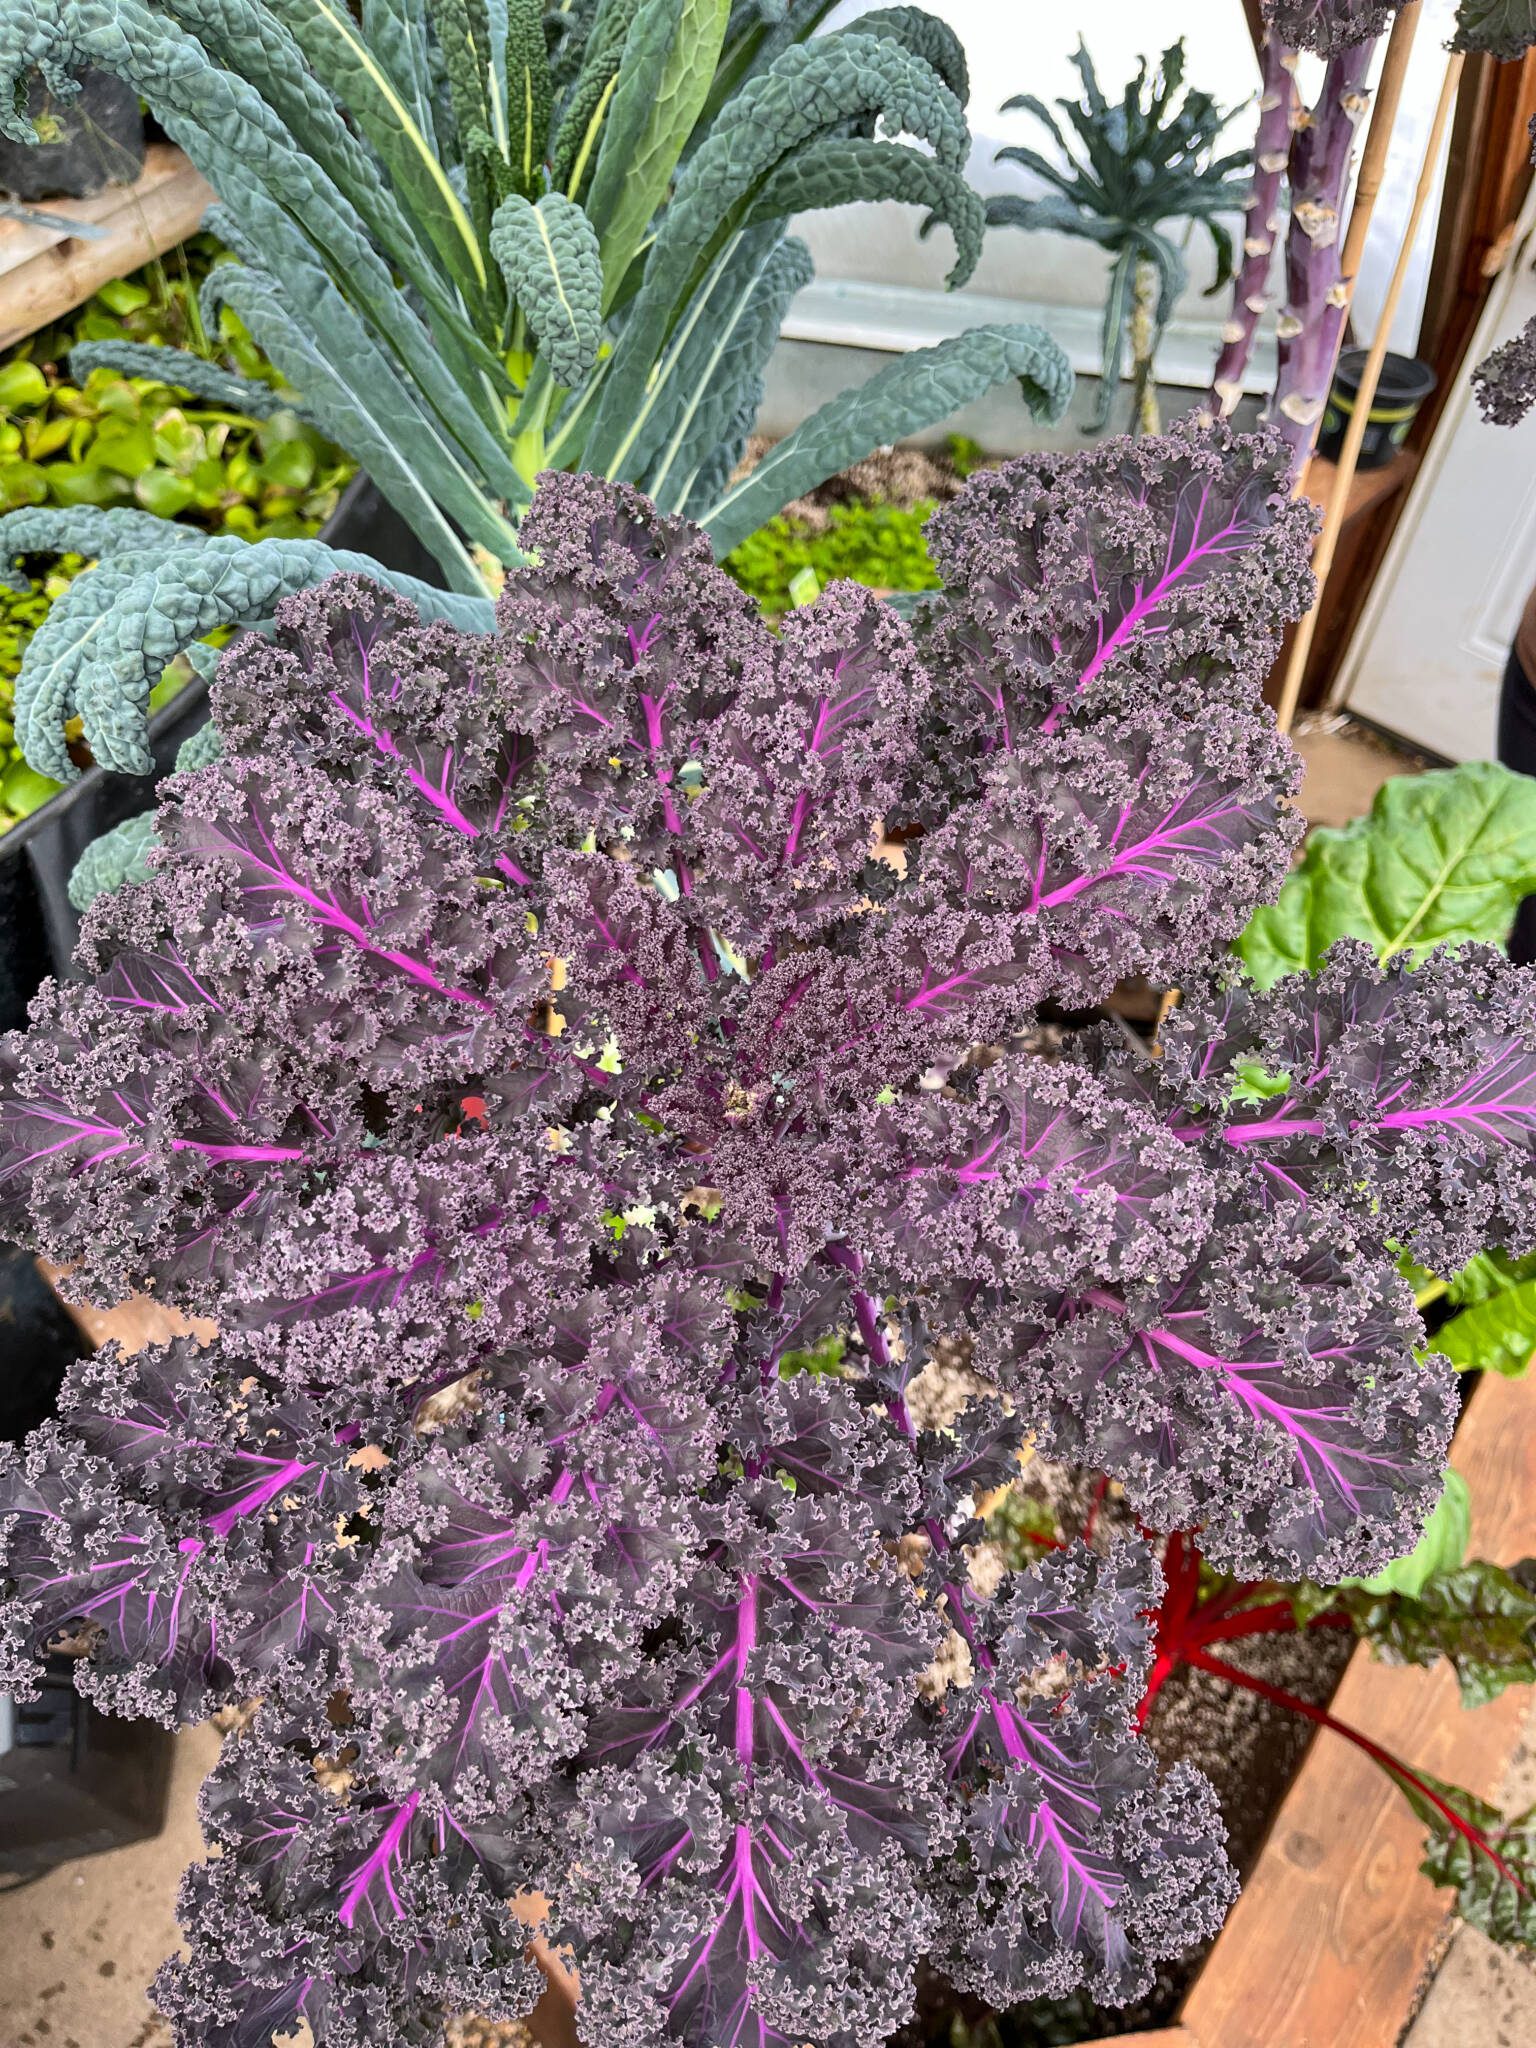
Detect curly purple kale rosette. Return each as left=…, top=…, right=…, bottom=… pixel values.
left=3, top=422, right=1532, bottom=2048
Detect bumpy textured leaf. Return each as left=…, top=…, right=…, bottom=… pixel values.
left=584, top=29, right=973, bottom=476
left=198, top=242, right=522, bottom=585
left=583, top=0, right=729, bottom=303
left=0, top=0, right=512, bottom=480
left=489, top=192, right=604, bottom=388
left=500, top=0, right=551, bottom=194
left=259, top=0, right=490, bottom=306
left=637, top=227, right=814, bottom=514
left=852, top=5, right=969, bottom=105
left=741, top=136, right=985, bottom=288
left=69, top=810, right=160, bottom=911
left=549, top=0, right=642, bottom=194
left=1403, top=1770, right=1536, bottom=1943
left=702, top=323, right=1073, bottom=553
left=1238, top=763, right=1536, bottom=989
left=156, top=0, right=483, bottom=325
left=68, top=340, right=315, bottom=420
left=70, top=724, right=223, bottom=912
left=2, top=513, right=493, bottom=778
left=5, top=452, right=1535, bottom=2048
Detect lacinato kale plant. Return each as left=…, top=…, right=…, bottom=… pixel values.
left=3, top=425, right=1536, bottom=2048
left=0, top=0, right=1071, bottom=784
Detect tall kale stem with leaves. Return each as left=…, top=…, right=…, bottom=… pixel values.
left=1209, top=34, right=1300, bottom=420
left=4, top=423, right=1536, bottom=2048
left=1270, top=39, right=1376, bottom=468
left=983, top=39, right=1250, bottom=435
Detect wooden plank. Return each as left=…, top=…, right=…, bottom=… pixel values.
left=1300, top=451, right=1418, bottom=527
left=37, top=1257, right=215, bottom=1356
left=1175, top=1366, right=1536, bottom=2048
left=0, top=144, right=212, bottom=349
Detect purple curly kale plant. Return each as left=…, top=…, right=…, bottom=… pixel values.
left=3, top=425, right=1536, bottom=2048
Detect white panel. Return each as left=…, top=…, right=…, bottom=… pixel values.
left=1338, top=218, right=1536, bottom=761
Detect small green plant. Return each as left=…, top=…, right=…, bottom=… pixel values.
left=724, top=495, right=941, bottom=616
left=985, top=39, right=1250, bottom=432
left=0, top=238, right=353, bottom=830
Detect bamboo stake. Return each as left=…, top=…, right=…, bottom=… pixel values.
left=1338, top=4, right=1422, bottom=288
left=1274, top=49, right=1465, bottom=736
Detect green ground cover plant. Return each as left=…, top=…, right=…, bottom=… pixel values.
left=0, top=238, right=352, bottom=829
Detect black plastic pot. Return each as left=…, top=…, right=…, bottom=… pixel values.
left=0, top=69, right=145, bottom=202
left=0, top=673, right=213, bottom=1032
left=0, top=1662, right=176, bottom=1882
left=1317, top=348, right=1437, bottom=469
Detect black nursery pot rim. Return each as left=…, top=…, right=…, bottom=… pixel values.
left=1329, top=346, right=1437, bottom=419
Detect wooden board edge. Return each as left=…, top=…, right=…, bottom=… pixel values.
left=0, top=145, right=212, bottom=350
left=1166, top=1363, right=1536, bottom=2048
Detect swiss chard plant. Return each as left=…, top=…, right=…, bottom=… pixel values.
left=3, top=423, right=1536, bottom=2046
left=0, top=0, right=1072, bottom=785
left=982, top=39, right=1250, bottom=434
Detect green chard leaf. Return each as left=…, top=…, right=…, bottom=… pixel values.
left=1328, top=1554, right=1536, bottom=1711
left=1401, top=1770, right=1536, bottom=1945
left=1348, top=1470, right=1471, bottom=1599
left=1428, top=1278, right=1536, bottom=1379
left=1237, top=762, right=1536, bottom=988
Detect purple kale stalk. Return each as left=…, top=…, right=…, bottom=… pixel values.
left=4, top=424, right=1536, bottom=2048
left=1269, top=37, right=1378, bottom=469
left=1209, top=33, right=1300, bottom=421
